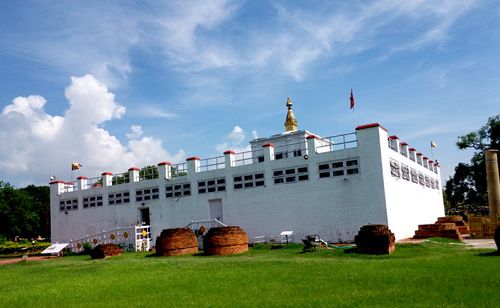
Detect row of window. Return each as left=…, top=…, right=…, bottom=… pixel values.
left=109, top=192, right=130, bottom=205
left=166, top=183, right=191, bottom=198
left=234, top=173, right=265, bottom=189
left=59, top=159, right=361, bottom=211
left=388, top=139, right=438, bottom=174
left=273, top=166, right=308, bottom=184
left=83, top=195, right=103, bottom=208
left=135, top=187, right=159, bottom=202
left=198, top=178, right=226, bottom=194
left=59, top=199, right=78, bottom=212
left=318, top=159, right=359, bottom=178
left=390, top=160, right=440, bottom=190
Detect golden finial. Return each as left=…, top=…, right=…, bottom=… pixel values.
left=284, top=97, right=298, bottom=132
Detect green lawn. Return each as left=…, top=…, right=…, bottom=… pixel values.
left=1, top=239, right=499, bottom=307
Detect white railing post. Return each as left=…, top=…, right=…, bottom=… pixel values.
left=158, top=161, right=172, bottom=179
left=224, top=150, right=235, bottom=168
left=187, top=157, right=200, bottom=174
left=262, top=143, right=275, bottom=161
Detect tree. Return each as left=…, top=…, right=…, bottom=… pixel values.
left=445, top=115, right=500, bottom=216
left=0, top=181, right=50, bottom=240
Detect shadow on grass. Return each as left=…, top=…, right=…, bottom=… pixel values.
left=477, top=250, right=499, bottom=257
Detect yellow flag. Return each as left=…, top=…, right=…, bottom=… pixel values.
left=71, top=162, right=82, bottom=170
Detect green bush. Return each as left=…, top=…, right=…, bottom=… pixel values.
left=82, top=242, right=93, bottom=255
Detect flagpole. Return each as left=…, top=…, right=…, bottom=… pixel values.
left=350, top=88, right=356, bottom=128
left=352, top=107, right=356, bottom=128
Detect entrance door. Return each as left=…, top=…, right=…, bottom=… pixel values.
left=140, top=208, right=150, bottom=225
left=209, top=199, right=223, bottom=223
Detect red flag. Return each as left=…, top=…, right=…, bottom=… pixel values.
left=350, top=89, right=355, bottom=109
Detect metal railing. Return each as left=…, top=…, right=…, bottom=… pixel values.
left=199, top=156, right=225, bottom=172
left=274, top=140, right=308, bottom=160
left=315, top=132, right=357, bottom=153
left=112, top=172, right=130, bottom=185
left=186, top=219, right=227, bottom=231
left=234, top=149, right=264, bottom=166
left=66, top=225, right=151, bottom=253
left=171, top=162, right=188, bottom=178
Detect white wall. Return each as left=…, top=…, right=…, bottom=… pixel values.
left=50, top=124, right=445, bottom=244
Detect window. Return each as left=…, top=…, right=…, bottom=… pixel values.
left=424, top=175, right=431, bottom=187
left=390, top=160, right=400, bottom=178
left=410, top=168, right=418, bottom=184
left=273, top=166, right=309, bottom=184
left=401, top=164, right=410, bottom=181
left=418, top=172, right=425, bottom=186
left=108, top=191, right=130, bottom=205
left=275, top=152, right=284, bottom=160
left=83, top=195, right=103, bottom=208
left=60, top=199, right=78, bottom=211
left=198, top=178, right=226, bottom=194
left=136, top=187, right=159, bottom=202
left=234, top=173, right=265, bottom=189
left=166, top=183, right=191, bottom=198
left=318, top=159, right=360, bottom=178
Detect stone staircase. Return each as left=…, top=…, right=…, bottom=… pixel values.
left=414, top=216, right=470, bottom=240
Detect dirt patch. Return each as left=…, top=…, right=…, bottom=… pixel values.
left=0, top=255, right=59, bottom=265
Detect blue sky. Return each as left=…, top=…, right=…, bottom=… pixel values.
left=0, top=0, right=499, bottom=186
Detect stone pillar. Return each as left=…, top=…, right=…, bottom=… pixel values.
left=262, top=143, right=275, bottom=161
left=224, top=150, right=235, bottom=168
left=49, top=180, right=66, bottom=195
left=423, top=156, right=429, bottom=169
left=158, top=162, right=172, bottom=180
left=306, top=135, right=318, bottom=156
left=408, top=148, right=416, bottom=161
left=128, top=167, right=140, bottom=182
left=399, top=142, right=409, bottom=157
left=101, top=172, right=113, bottom=187
left=416, top=152, right=423, bottom=165
left=187, top=157, right=200, bottom=174
left=388, top=135, right=399, bottom=152
left=77, top=176, right=88, bottom=191
left=485, top=149, right=500, bottom=224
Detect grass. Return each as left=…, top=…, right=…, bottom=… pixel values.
left=1, top=239, right=499, bottom=307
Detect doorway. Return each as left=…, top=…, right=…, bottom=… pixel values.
left=140, top=207, right=150, bottom=225
left=209, top=199, right=223, bottom=223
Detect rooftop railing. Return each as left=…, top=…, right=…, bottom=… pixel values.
left=171, top=162, right=188, bottom=178
left=57, top=131, right=363, bottom=193
left=315, top=132, right=357, bottom=153
left=234, top=149, right=264, bottom=166
left=199, top=155, right=225, bottom=172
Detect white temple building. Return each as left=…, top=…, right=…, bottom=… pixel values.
left=50, top=99, right=444, bottom=248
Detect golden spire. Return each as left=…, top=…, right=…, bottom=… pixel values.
left=284, top=97, right=298, bottom=132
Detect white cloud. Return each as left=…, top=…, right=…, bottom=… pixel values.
left=215, top=126, right=253, bottom=154
left=227, top=126, right=245, bottom=144
left=126, top=125, right=143, bottom=140
left=1, top=1, right=476, bottom=87
left=133, top=105, right=177, bottom=119
left=0, top=75, right=184, bottom=185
